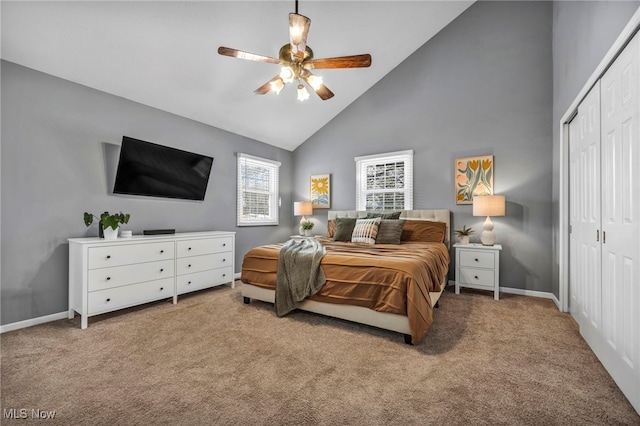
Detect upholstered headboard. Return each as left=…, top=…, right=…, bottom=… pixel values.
left=327, top=209, right=451, bottom=247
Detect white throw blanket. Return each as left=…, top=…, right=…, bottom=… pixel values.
left=275, top=238, right=326, bottom=317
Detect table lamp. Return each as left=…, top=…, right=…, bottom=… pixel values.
left=294, top=201, right=313, bottom=235
left=473, top=195, right=505, bottom=246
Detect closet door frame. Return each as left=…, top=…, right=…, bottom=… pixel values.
left=558, top=9, right=640, bottom=313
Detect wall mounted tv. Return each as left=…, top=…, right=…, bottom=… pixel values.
left=113, top=136, right=214, bottom=201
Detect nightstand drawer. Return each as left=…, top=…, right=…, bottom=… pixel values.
left=458, top=267, right=496, bottom=287
left=459, top=250, right=495, bottom=269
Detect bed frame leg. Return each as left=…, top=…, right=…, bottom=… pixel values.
left=243, top=296, right=251, bottom=304
left=403, top=334, right=413, bottom=345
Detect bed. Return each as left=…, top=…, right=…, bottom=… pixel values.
left=240, top=209, right=451, bottom=344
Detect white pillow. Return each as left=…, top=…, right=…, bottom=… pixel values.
left=351, top=217, right=381, bottom=244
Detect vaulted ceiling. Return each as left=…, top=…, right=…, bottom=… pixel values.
left=1, top=1, right=474, bottom=151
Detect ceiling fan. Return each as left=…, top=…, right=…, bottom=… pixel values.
left=218, top=0, right=372, bottom=101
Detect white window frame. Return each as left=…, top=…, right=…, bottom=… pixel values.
left=355, top=150, right=414, bottom=211
left=237, top=153, right=281, bottom=226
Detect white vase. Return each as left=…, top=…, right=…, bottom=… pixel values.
left=458, top=235, right=469, bottom=245
left=304, top=229, right=313, bottom=237
left=103, top=226, right=119, bottom=240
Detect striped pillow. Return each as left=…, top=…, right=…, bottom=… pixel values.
left=351, top=217, right=381, bottom=244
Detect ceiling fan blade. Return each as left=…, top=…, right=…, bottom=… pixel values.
left=304, top=54, right=372, bottom=69
left=301, top=70, right=334, bottom=101
left=254, top=75, right=283, bottom=95
left=218, top=46, right=280, bottom=65
left=289, top=13, right=311, bottom=61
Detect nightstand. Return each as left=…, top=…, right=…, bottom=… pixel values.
left=290, top=235, right=316, bottom=239
left=454, top=243, right=502, bottom=300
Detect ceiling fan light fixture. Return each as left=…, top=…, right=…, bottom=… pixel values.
left=270, top=78, right=285, bottom=95
left=279, top=66, right=295, bottom=83
left=297, top=84, right=310, bottom=101
left=289, top=13, right=311, bottom=59
left=306, top=74, right=323, bottom=91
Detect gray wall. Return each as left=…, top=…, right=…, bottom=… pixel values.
left=293, top=1, right=553, bottom=291
left=1, top=60, right=293, bottom=325
left=551, top=2, right=640, bottom=297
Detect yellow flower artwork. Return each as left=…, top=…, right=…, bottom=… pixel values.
left=455, top=155, right=493, bottom=204
left=310, top=174, right=330, bottom=208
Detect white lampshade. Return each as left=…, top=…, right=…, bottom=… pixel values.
left=294, top=201, right=313, bottom=216
left=473, top=195, right=506, bottom=217
left=473, top=195, right=505, bottom=246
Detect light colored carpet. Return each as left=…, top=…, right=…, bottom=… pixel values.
left=1, top=282, right=638, bottom=425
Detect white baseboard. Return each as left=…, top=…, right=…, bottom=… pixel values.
left=0, top=281, right=560, bottom=333
left=0, top=311, right=68, bottom=334
left=448, top=280, right=560, bottom=309
left=500, top=286, right=558, bottom=304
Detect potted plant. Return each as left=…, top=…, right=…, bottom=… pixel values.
left=84, top=211, right=131, bottom=240
left=454, top=225, right=474, bottom=245
left=301, top=221, right=315, bottom=237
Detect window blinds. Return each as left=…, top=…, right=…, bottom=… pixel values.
left=237, top=153, right=281, bottom=226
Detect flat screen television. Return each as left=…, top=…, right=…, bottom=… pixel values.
left=113, top=136, right=214, bottom=201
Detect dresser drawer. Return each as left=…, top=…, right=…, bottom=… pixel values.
left=458, top=267, right=496, bottom=287
left=177, top=267, right=233, bottom=294
left=88, top=260, right=175, bottom=292
left=176, top=237, right=233, bottom=258
left=88, top=242, right=175, bottom=269
left=176, top=253, right=231, bottom=275
left=87, top=278, right=174, bottom=315
left=459, top=250, right=495, bottom=269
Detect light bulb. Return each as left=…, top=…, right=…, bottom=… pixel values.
left=297, top=84, right=310, bottom=101
left=306, top=75, right=323, bottom=91
left=279, top=67, right=294, bottom=84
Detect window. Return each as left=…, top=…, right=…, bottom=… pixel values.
left=355, top=150, right=413, bottom=211
left=237, top=153, right=280, bottom=226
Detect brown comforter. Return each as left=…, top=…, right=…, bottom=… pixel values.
left=241, top=237, right=450, bottom=344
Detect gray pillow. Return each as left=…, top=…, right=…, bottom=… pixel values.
left=375, top=220, right=405, bottom=244
left=333, top=218, right=358, bottom=242
left=365, top=211, right=402, bottom=220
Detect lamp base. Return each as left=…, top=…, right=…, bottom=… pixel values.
left=480, top=216, right=496, bottom=246
left=299, top=216, right=307, bottom=236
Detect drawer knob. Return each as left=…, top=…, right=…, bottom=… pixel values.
left=106, top=255, right=111, bottom=259
left=188, top=247, right=192, bottom=251
left=160, top=287, right=164, bottom=291
left=188, top=264, right=192, bottom=268
left=474, top=276, right=479, bottom=280
left=106, top=277, right=111, bottom=281
left=222, top=273, right=226, bottom=277
left=222, top=259, right=226, bottom=262
left=106, top=298, right=111, bottom=302
left=188, top=281, right=192, bottom=285
left=160, top=250, right=164, bottom=254
left=475, top=258, right=479, bottom=262
left=160, top=269, right=164, bottom=272
left=223, top=243, right=226, bottom=247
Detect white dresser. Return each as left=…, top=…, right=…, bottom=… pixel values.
left=69, top=231, right=235, bottom=328
left=454, top=243, right=502, bottom=300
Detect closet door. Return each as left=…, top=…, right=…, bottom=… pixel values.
left=599, top=31, right=640, bottom=408
left=569, top=81, right=602, bottom=345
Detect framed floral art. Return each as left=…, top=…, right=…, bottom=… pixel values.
left=455, top=155, right=494, bottom=204
left=310, top=174, right=331, bottom=208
